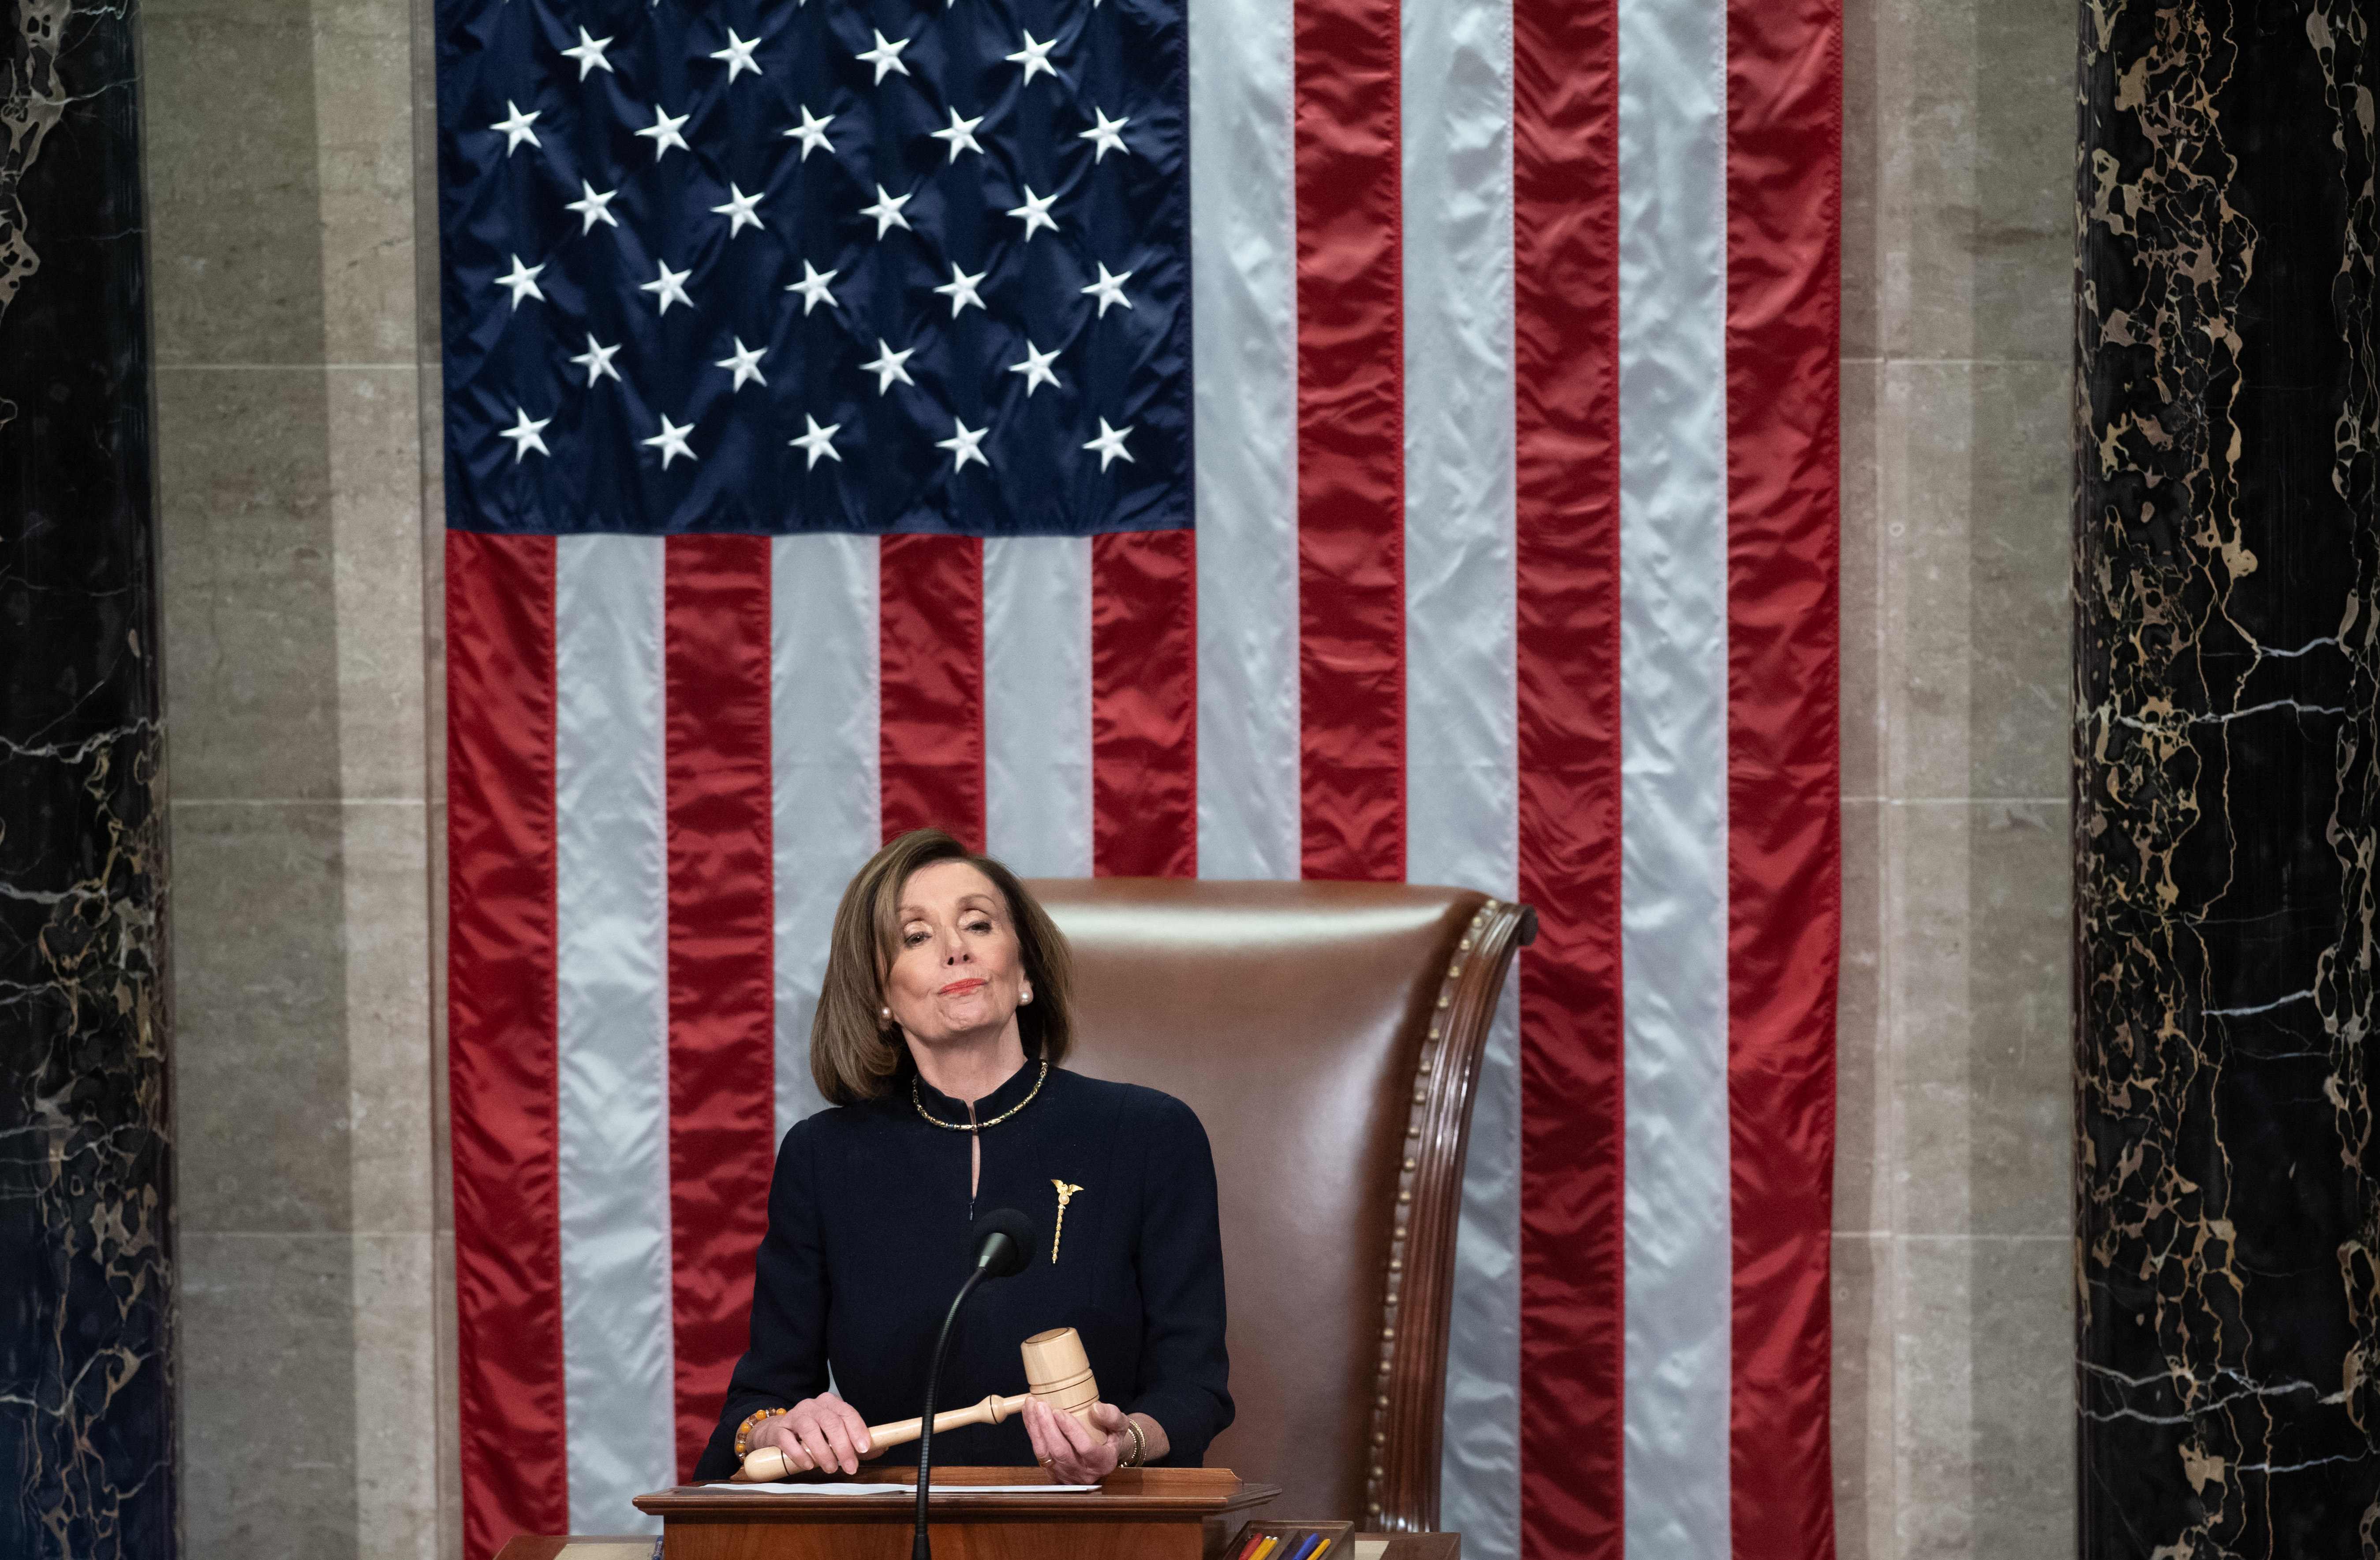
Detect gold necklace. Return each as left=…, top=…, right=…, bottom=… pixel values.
left=912, top=1059, right=1049, bottom=1132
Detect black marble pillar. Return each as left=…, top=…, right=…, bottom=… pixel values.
left=0, top=1, right=175, bottom=1557
left=2077, top=1, right=2380, bottom=1553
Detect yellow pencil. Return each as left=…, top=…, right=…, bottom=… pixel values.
left=1308, top=1541, right=1334, bottom=1560
left=1251, top=1536, right=1281, bottom=1560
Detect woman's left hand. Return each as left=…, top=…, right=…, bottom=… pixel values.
left=1021, top=1397, right=1129, bottom=1483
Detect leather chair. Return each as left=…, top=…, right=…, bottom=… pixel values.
left=1026, top=879, right=1536, bottom=1529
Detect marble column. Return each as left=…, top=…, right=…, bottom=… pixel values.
left=2076, top=0, right=2380, bottom=1550
left=0, top=1, right=175, bottom=1557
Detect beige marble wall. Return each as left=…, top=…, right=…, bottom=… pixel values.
left=1833, top=0, right=2077, bottom=1556
left=146, top=0, right=449, bottom=1549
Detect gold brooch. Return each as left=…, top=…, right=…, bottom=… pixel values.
left=1051, top=1179, right=1084, bottom=1263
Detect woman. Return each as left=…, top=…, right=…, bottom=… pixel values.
left=693, top=828, right=1233, bottom=1484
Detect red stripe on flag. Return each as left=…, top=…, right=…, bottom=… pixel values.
left=1513, top=0, right=1624, bottom=1550
left=879, top=534, right=986, bottom=849
left=662, top=535, right=778, bottom=1478
left=446, top=531, right=567, bottom=1560
left=1293, top=0, right=1404, bottom=882
left=1725, top=0, right=1844, bottom=1553
left=1091, top=529, right=1197, bottom=877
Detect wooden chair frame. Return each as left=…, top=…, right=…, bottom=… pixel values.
left=1365, top=896, right=1536, bottom=1530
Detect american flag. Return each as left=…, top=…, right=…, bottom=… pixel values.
left=437, top=0, right=1842, bottom=1550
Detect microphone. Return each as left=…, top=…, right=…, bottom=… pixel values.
left=969, top=1206, right=1035, bottom=1280
left=914, top=1208, right=1039, bottom=1560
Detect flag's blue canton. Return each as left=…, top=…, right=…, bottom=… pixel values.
left=437, top=0, right=1188, bottom=536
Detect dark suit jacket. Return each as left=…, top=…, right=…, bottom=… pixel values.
left=694, top=1059, right=1233, bottom=1479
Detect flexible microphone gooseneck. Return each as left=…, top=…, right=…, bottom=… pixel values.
left=913, top=1208, right=1038, bottom=1560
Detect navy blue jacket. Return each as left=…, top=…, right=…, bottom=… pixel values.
left=694, top=1060, right=1233, bottom=1479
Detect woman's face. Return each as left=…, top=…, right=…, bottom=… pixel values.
left=882, top=860, right=1033, bottom=1053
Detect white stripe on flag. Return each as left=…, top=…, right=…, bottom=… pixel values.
left=1447, top=982, right=1522, bottom=1549
left=1398, top=0, right=1521, bottom=1541
left=985, top=536, right=1093, bottom=876
left=1190, top=0, right=1300, bottom=881
left=553, top=534, right=673, bottom=1532
left=772, top=534, right=881, bottom=1141
left=1617, top=0, right=1732, bottom=1546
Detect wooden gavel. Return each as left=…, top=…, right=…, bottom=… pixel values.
left=734, top=1326, right=1100, bottom=1482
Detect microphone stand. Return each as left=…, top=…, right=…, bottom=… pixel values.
left=912, top=1265, right=990, bottom=1560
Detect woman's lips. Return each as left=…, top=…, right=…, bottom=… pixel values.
left=938, top=978, right=988, bottom=997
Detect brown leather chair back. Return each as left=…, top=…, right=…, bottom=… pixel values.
left=1027, top=879, right=1534, bottom=1528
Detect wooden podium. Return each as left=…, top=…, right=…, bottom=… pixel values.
left=625, top=1466, right=1280, bottom=1559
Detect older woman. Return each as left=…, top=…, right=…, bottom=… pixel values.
left=692, top=828, right=1232, bottom=1484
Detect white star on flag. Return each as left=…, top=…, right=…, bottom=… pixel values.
left=1009, top=340, right=1061, bottom=396
left=861, top=185, right=914, bottom=238
left=637, top=104, right=691, bottom=160
left=1008, top=186, right=1058, bottom=241
left=499, top=407, right=552, bottom=462
left=565, top=181, right=618, bottom=233
left=494, top=253, right=545, bottom=308
left=1081, top=262, right=1134, bottom=316
left=861, top=340, right=916, bottom=394
left=790, top=415, right=842, bottom=469
left=937, top=417, right=990, bottom=471
left=492, top=99, right=541, bottom=155
left=640, top=259, right=694, bottom=313
left=856, top=30, right=911, bottom=82
left=784, top=105, right=836, bottom=159
left=1079, top=107, right=1130, bottom=161
left=714, top=337, right=768, bottom=391
left=710, top=28, right=763, bottom=81
left=1083, top=418, right=1135, bottom=469
left=712, top=183, right=766, bottom=236
left=933, top=264, right=988, bottom=317
left=930, top=108, right=986, bottom=162
left=1006, top=30, right=1057, bottom=84
left=786, top=261, right=840, bottom=314
left=643, top=415, right=697, bottom=468
left=569, top=334, right=622, bottom=385
left=561, top=28, right=614, bottom=78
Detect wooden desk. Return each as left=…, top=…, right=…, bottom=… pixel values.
left=492, top=1537, right=1457, bottom=1560
left=629, top=1466, right=1278, bottom=1560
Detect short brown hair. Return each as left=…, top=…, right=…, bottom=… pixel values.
left=811, top=829, right=1075, bottom=1105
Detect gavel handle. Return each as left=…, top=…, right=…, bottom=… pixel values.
left=735, top=1394, right=1028, bottom=1482
left=866, top=1392, right=1031, bottom=1453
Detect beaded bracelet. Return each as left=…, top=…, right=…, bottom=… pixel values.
left=735, top=1406, right=792, bottom=1459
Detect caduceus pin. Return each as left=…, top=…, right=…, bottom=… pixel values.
left=1050, top=1179, right=1084, bottom=1264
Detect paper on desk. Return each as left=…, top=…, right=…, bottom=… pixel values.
left=703, top=1482, right=911, bottom=1494
left=702, top=1482, right=1098, bottom=1494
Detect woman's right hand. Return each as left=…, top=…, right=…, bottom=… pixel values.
left=751, top=1392, right=875, bottom=1476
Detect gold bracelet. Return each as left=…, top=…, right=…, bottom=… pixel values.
left=735, top=1406, right=791, bottom=1459
left=1121, top=1417, right=1148, bottom=1467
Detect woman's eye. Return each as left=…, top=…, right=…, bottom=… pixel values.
left=903, top=929, right=928, bottom=947
left=965, top=918, right=991, bottom=934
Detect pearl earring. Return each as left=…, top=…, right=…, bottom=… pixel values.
left=879, top=1006, right=891, bottom=1022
